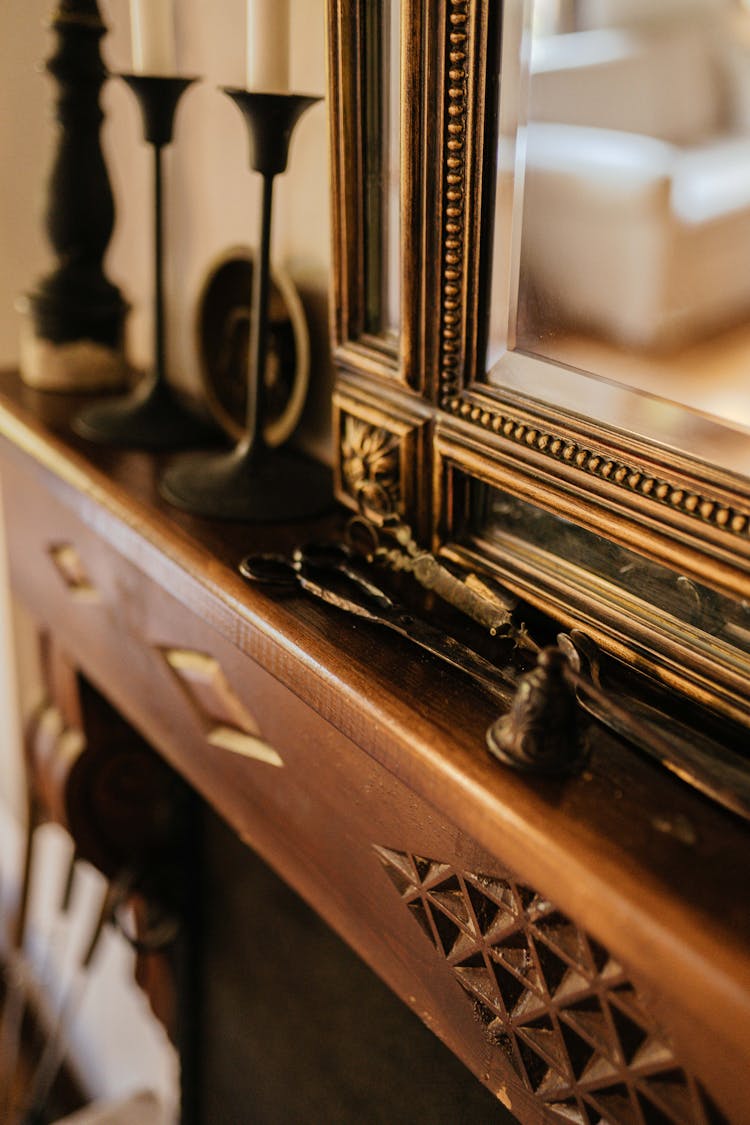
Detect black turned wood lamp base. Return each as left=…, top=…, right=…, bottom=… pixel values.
left=160, top=445, right=332, bottom=522
left=22, top=1, right=127, bottom=393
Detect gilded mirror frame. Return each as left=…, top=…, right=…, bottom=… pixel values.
left=328, top=0, right=750, bottom=725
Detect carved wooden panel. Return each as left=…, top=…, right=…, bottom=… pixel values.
left=374, top=847, right=727, bottom=1125
left=48, top=543, right=99, bottom=601
left=333, top=388, right=424, bottom=517
left=162, top=649, right=283, bottom=768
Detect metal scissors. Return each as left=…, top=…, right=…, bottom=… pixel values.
left=239, top=542, right=517, bottom=705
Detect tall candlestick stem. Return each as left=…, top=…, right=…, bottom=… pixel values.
left=159, top=90, right=331, bottom=521
left=241, top=173, right=274, bottom=459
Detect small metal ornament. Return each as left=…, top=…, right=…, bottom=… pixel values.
left=486, top=648, right=587, bottom=775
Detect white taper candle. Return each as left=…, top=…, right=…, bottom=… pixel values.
left=130, top=0, right=176, bottom=75
left=246, top=0, right=290, bottom=92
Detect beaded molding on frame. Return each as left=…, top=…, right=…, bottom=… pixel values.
left=446, top=398, right=750, bottom=540
left=438, top=0, right=471, bottom=405
left=374, top=846, right=728, bottom=1125
left=436, top=1, right=750, bottom=541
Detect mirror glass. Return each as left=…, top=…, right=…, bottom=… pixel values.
left=363, top=0, right=400, bottom=341
left=470, top=482, right=750, bottom=729
left=487, top=0, right=750, bottom=476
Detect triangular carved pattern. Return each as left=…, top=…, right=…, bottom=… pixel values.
left=373, top=846, right=728, bottom=1125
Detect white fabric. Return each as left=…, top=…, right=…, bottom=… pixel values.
left=522, top=126, right=750, bottom=347
left=524, top=122, right=675, bottom=192
left=529, top=27, right=722, bottom=143
left=579, top=0, right=730, bottom=30
left=520, top=12, right=750, bottom=348
left=55, top=1090, right=169, bottom=1124
left=672, top=136, right=750, bottom=223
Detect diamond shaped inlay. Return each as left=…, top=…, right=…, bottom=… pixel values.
left=375, top=847, right=725, bottom=1125
left=48, top=543, right=99, bottom=601
left=163, top=649, right=283, bottom=767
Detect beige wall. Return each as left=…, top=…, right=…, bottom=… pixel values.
left=0, top=1, right=53, bottom=813
left=0, top=3, right=53, bottom=367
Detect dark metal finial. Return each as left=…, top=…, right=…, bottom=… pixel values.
left=486, top=648, right=587, bottom=775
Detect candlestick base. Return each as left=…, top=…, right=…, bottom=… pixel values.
left=73, top=376, right=221, bottom=450
left=159, top=445, right=333, bottom=522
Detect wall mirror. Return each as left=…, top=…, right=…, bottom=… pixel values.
left=328, top=0, right=750, bottom=729
left=487, top=0, right=750, bottom=476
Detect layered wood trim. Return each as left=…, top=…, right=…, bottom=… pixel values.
left=333, top=340, right=402, bottom=387
left=435, top=433, right=750, bottom=725
left=400, top=0, right=426, bottom=392
left=327, top=0, right=365, bottom=352
left=331, top=0, right=750, bottom=732
left=436, top=405, right=750, bottom=599
left=328, top=0, right=424, bottom=387
left=443, top=391, right=750, bottom=547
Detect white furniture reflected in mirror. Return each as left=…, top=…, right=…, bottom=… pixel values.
left=489, top=0, right=750, bottom=466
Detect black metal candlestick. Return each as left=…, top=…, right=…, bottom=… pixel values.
left=159, top=90, right=332, bottom=521
left=74, top=75, right=218, bottom=449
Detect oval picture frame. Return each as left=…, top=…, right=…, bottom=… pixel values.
left=195, top=246, right=310, bottom=448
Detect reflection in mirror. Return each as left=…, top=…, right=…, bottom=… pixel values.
left=363, top=0, right=400, bottom=340
left=472, top=484, right=750, bottom=728
left=488, top=0, right=750, bottom=472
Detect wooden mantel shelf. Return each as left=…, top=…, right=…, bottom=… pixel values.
left=0, top=369, right=748, bottom=1124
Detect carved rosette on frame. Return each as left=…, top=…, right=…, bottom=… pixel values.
left=341, top=416, right=401, bottom=512
left=333, top=390, right=424, bottom=518
left=374, top=846, right=728, bottom=1125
